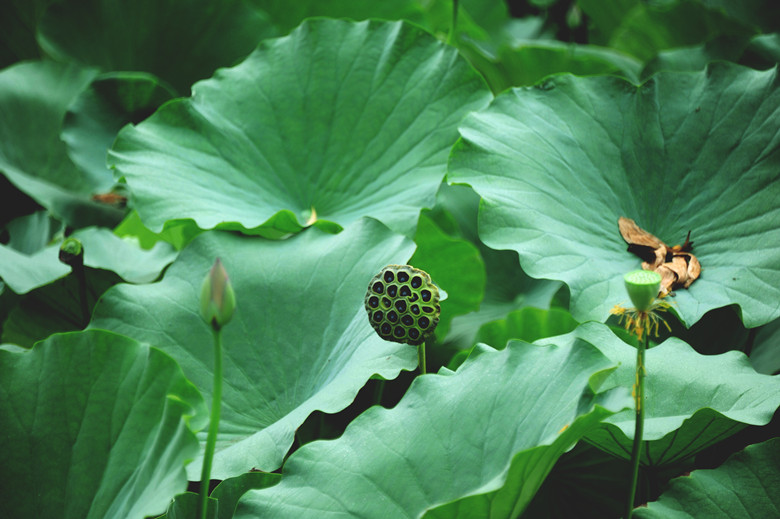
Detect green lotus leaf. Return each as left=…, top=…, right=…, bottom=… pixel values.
left=37, top=0, right=277, bottom=94
left=161, top=472, right=280, bottom=519
left=448, top=62, right=780, bottom=328
left=429, top=183, right=563, bottom=352
left=109, top=19, right=492, bottom=236
left=0, top=60, right=124, bottom=227
left=255, top=0, right=425, bottom=34
left=236, top=339, right=627, bottom=518
left=74, top=227, right=178, bottom=284
left=2, top=267, right=119, bottom=347
left=0, top=329, right=206, bottom=519
left=409, top=210, right=486, bottom=339
left=539, top=322, right=780, bottom=465
left=635, top=438, right=780, bottom=518
left=476, top=306, right=579, bottom=349
left=465, top=39, right=643, bottom=92
left=90, top=218, right=419, bottom=479
left=579, top=0, right=755, bottom=62
left=0, top=241, right=70, bottom=294
left=62, top=71, right=176, bottom=184
left=750, top=317, right=780, bottom=375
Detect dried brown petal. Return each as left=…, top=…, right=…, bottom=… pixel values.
left=656, top=265, right=677, bottom=297
left=668, top=255, right=689, bottom=286
left=619, top=217, right=668, bottom=264
left=676, top=252, right=701, bottom=288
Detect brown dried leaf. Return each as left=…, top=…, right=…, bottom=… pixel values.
left=676, top=252, right=701, bottom=288
left=619, top=217, right=668, bottom=265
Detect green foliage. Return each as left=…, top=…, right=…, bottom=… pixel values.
left=0, top=1, right=778, bottom=518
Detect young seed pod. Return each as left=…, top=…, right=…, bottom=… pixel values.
left=365, top=264, right=440, bottom=345
left=200, top=257, right=236, bottom=331
left=624, top=269, right=662, bottom=312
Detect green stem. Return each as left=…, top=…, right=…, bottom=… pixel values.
left=418, top=340, right=427, bottom=375
left=625, top=323, right=647, bottom=519
left=447, top=0, right=459, bottom=45
left=198, top=329, right=223, bottom=519
left=373, top=378, right=386, bottom=406
left=74, top=258, right=89, bottom=327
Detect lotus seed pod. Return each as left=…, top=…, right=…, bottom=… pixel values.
left=365, top=264, right=440, bottom=345
left=58, top=237, right=83, bottom=267
left=200, top=258, right=236, bottom=331
left=624, top=269, right=662, bottom=312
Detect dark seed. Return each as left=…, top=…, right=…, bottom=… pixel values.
left=418, top=316, right=430, bottom=328
left=409, top=293, right=418, bottom=302
left=394, top=326, right=405, bottom=338
left=382, top=297, right=392, bottom=308
left=401, top=315, right=414, bottom=326
left=397, top=271, right=410, bottom=283
left=387, top=285, right=398, bottom=297
left=410, top=304, right=420, bottom=315
left=387, top=311, right=398, bottom=322
left=411, top=276, right=422, bottom=288
left=399, top=285, right=411, bottom=297
left=421, top=290, right=431, bottom=302
left=408, top=329, right=420, bottom=340
left=383, top=270, right=395, bottom=283
left=381, top=323, right=392, bottom=335
left=373, top=311, right=383, bottom=322
left=422, top=306, right=433, bottom=313
left=372, top=282, right=384, bottom=294
left=368, top=296, right=379, bottom=308
left=395, top=300, right=407, bottom=313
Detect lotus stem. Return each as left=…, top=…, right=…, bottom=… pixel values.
left=625, top=324, right=647, bottom=519
left=198, top=328, right=223, bottom=519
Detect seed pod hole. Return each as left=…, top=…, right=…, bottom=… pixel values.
left=387, top=285, right=398, bottom=297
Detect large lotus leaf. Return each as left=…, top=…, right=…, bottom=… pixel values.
left=109, top=19, right=492, bottom=236
left=448, top=62, right=780, bottom=328
left=0, top=60, right=124, bottom=227
left=253, top=0, right=425, bottom=33
left=539, top=322, right=780, bottom=466
left=161, top=472, right=281, bottom=519
left=750, top=317, right=780, bottom=375
left=62, top=72, right=176, bottom=184
left=0, top=241, right=69, bottom=294
left=0, top=329, right=206, bottom=519
left=409, top=210, right=486, bottom=340
left=579, top=0, right=754, bottom=62
left=635, top=438, right=780, bottom=518
left=464, top=39, right=643, bottom=92
left=89, top=218, right=418, bottom=479
left=236, top=339, right=628, bottom=518
left=2, top=267, right=119, bottom=348
left=429, top=183, right=563, bottom=351
left=74, top=227, right=178, bottom=283
left=37, top=0, right=277, bottom=94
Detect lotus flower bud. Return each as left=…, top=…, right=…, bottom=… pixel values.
left=624, top=270, right=661, bottom=312
left=365, top=265, right=440, bottom=345
left=200, top=258, right=236, bottom=331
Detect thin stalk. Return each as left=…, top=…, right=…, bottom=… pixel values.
left=198, top=329, right=223, bottom=519
left=68, top=253, right=90, bottom=327
left=373, top=378, right=386, bottom=406
left=418, top=340, right=427, bottom=375
left=625, top=321, right=647, bottom=519
left=447, top=0, right=459, bottom=45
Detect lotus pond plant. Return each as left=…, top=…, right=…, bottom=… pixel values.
left=1, top=1, right=779, bottom=519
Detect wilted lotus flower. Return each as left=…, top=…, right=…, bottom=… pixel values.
left=200, top=258, right=236, bottom=331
